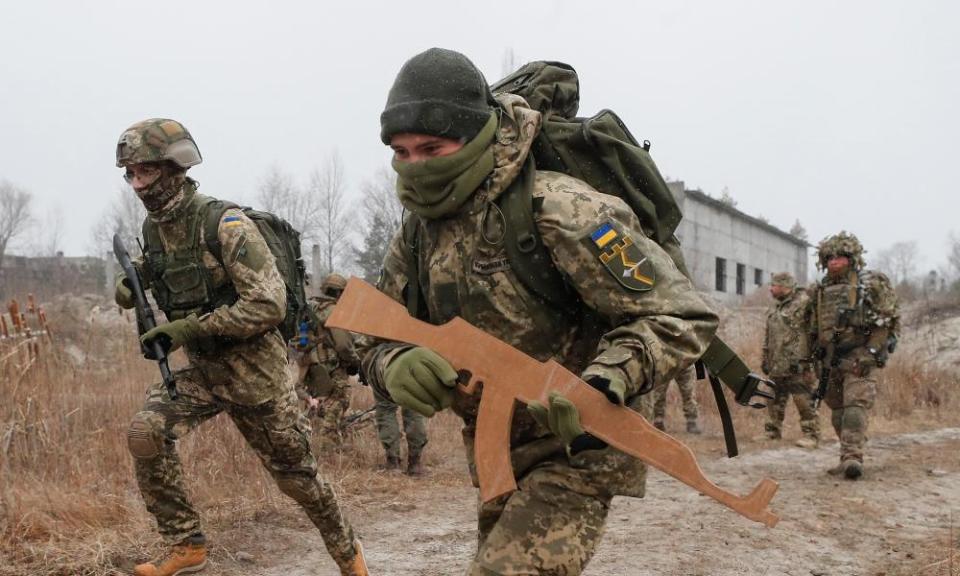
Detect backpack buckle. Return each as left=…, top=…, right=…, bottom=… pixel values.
left=517, top=232, right=537, bottom=253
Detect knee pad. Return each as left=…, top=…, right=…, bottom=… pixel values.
left=127, top=413, right=163, bottom=459
left=842, top=406, right=867, bottom=430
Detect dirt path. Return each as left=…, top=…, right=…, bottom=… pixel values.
left=200, top=428, right=960, bottom=576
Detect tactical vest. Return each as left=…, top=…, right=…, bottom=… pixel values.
left=765, top=292, right=811, bottom=376
left=816, top=271, right=870, bottom=352
left=141, top=193, right=239, bottom=322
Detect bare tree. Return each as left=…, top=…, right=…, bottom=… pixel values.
left=789, top=219, right=808, bottom=241
left=0, top=180, right=34, bottom=267
left=875, top=240, right=919, bottom=286
left=256, top=164, right=324, bottom=246
left=309, top=152, right=353, bottom=276
left=354, top=166, right=402, bottom=281
left=948, top=232, right=960, bottom=279
left=26, top=205, right=64, bottom=256
left=90, top=185, right=147, bottom=255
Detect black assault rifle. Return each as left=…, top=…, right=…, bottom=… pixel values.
left=113, top=234, right=177, bottom=400
left=811, top=308, right=854, bottom=410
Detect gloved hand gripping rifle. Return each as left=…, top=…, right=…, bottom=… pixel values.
left=113, top=234, right=177, bottom=400
left=327, top=278, right=779, bottom=527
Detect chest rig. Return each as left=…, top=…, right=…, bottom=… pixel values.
left=141, top=193, right=239, bottom=322
left=817, top=271, right=870, bottom=350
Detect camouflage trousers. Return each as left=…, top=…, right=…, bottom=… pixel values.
left=652, top=367, right=699, bottom=423
left=468, top=457, right=614, bottom=575
left=824, top=366, right=877, bottom=464
left=127, top=368, right=357, bottom=566
left=765, top=372, right=820, bottom=439
left=305, top=366, right=351, bottom=449
left=372, top=387, right=428, bottom=460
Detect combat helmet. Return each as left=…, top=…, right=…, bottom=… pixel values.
left=815, top=231, right=865, bottom=270
left=321, top=273, right=348, bottom=297
left=116, top=119, right=202, bottom=168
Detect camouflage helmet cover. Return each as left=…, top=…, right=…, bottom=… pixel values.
left=770, top=272, right=796, bottom=289
left=321, top=273, right=348, bottom=294
left=815, top=231, right=865, bottom=270
left=116, top=118, right=202, bottom=168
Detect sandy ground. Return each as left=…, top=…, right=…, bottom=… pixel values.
left=160, top=427, right=960, bottom=576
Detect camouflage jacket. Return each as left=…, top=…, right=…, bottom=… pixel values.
left=763, top=288, right=813, bottom=377
left=142, top=186, right=290, bottom=405
left=362, top=94, right=718, bottom=495
left=810, top=269, right=899, bottom=367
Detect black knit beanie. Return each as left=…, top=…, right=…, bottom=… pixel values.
left=380, top=48, right=496, bottom=145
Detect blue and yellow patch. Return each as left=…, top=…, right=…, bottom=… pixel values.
left=222, top=215, right=243, bottom=229
left=586, top=221, right=655, bottom=292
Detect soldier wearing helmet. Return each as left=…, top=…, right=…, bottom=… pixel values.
left=114, top=120, right=368, bottom=576
left=810, top=231, right=899, bottom=480
left=760, top=272, right=820, bottom=448
left=291, top=273, right=368, bottom=453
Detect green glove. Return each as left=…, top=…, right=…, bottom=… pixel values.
left=115, top=274, right=135, bottom=310
left=140, top=314, right=201, bottom=355
left=527, top=392, right=586, bottom=445
left=383, top=347, right=458, bottom=417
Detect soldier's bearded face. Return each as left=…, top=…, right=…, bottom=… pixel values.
left=827, top=256, right=850, bottom=277
left=390, top=133, right=465, bottom=163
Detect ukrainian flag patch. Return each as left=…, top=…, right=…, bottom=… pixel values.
left=585, top=221, right=656, bottom=292
left=222, top=215, right=243, bottom=228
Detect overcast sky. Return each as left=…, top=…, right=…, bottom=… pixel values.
left=1, top=1, right=956, bottom=272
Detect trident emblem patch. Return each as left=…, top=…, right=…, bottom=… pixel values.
left=587, top=222, right=656, bottom=292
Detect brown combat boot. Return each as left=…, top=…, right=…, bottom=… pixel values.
left=382, top=455, right=401, bottom=471
left=795, top=436, right=819, bottom=449
left=340, top=540, right=370, bottom=576
left=843, top=460, right=863, bottom=480
left=134, top=541, right=207, bottom=576
left=406, top=452, right=424, bottom=476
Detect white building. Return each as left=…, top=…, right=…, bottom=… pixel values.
left=668, top=182, right=808, bottom=304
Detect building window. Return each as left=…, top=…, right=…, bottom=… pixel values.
left=715, top=257, right=727, bottom=292
left=736, top=263, right=746, bottom=295
left=754, top=268, right=763, bottom=286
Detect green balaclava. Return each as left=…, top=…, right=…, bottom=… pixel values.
left=392, top=113, right=497, bottom=219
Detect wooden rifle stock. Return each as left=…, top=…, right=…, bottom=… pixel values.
left=327, top=277, right=779, bottom=527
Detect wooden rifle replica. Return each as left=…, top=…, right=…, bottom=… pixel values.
left=327, top=277, right=779, bottom=527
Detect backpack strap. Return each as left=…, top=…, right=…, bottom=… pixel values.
left=201, top=198, right=241, bottom=263
left=401, top=213, right=428, bottom=319
left=496, top=158, right=580, bottom=313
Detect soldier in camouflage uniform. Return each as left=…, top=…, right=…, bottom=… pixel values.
left=810, top=232, right=899, bottom=480
left=291, top=273, right=361, bottom=451
left=651, top=367, right=701, bottom=434
left=113, top=119, right=368, bottom=576
left=373, top=387, right=429, bottom=475
left=363, top=48, right=718, bottom=575
left=760, top=272, right=820, bottom=447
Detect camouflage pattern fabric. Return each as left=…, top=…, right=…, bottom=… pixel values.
left=764, top=374, right=820, bottom=439
left=815, top=230, right=865, bottom=270
left=292, top=296, right=361, bottom=448
left=652, top=366, right=699, bottom=423
left=129, top=373, right=357, bottom=564
left=811, top=263, right=899, bottom=465
left=363, top=93, right=718, bottom=574
left=763, top=283, right=813, bottom=377
left=372, top=387, right=428, bottom=461
left=127, top=188, right=359, bottom=569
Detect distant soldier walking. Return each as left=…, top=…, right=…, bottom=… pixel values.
left=373, top=389, right=429, bottom=475
left=760, top=272, right=819, bottom=448
left=114, top=119, right=367, bottom=575
left=810, top=232, right=899, bottom=479
left=292, top=273, right=362, bottom=451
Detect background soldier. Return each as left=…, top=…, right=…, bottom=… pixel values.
left=373, top=389, right=429, bottom=475
left=114, top=120, right=367, bottom=576
left=810, top=232, right=899, bottom=480
left=651, top=367, right=701, bottom=434
left=362, top=48, right=717, bottom=575
left=760, top=272, right=819, bottom=448
left=292, top=273, right=361, bottom=451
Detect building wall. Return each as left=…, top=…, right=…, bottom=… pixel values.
left=668, top=182, right=808, bottom=303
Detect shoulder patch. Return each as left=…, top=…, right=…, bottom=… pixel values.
left=586, top=221, right=655, bottom=292
left=222, top=214, right=243, bottom=229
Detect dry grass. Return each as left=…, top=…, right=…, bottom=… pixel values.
left=2, top=297, right=958, bottom=575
